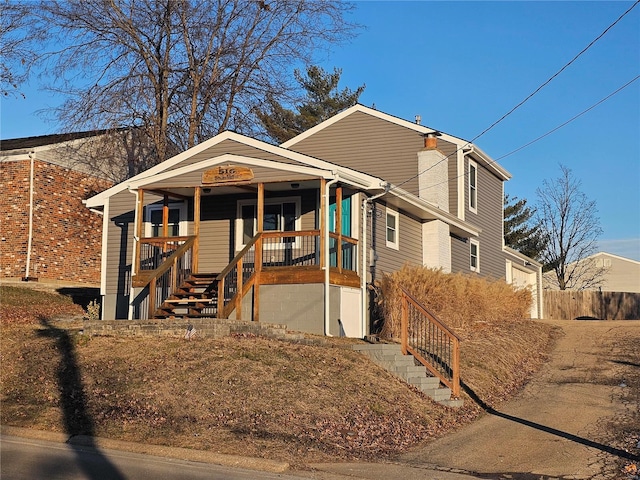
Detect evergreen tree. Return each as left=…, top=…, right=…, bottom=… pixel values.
left=504, top=194, right=546, bottom=260
left=258, top=65, right=365, bottom=144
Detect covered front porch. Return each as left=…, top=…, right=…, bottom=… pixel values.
left=127, top=158, right=367, bottom=336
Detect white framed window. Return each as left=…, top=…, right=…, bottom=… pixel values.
left=235, top=197, right=301, bottom=251
left=468, top=160, right=478, bottom=213
left=470, top=238, right=479, bottom=272
left=145, top=202, right=187, bottom=237
left=385, top=208, right=399, bottom=250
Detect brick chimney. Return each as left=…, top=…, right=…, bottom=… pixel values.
left=423, top=131, right=440, bottom=150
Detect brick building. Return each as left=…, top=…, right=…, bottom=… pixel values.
left=1, top=131, right=116, bottom=285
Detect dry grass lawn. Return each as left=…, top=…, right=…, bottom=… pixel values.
left=0, top=284, right=557, bottom=467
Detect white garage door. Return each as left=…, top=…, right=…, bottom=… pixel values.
left=511, top=266, right=539, bottom=319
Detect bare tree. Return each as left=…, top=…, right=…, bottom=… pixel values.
left=536, top=165, right=605, bottom=290
left=0, top=0, right=42, bottom=98
left=18, top=0, right=358, bottom=174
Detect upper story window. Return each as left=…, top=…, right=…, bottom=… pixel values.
left=469, top=160, right=478, bottom=213
left=236, top=197, right=300, bottom=250
left=470, top=238, right=479, bottom=272
left=386, top=208, right=399, bottom=250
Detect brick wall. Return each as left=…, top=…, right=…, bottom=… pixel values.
left=0, top=159, right=112, bottom=284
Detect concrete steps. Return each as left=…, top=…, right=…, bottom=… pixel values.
left=352, top=343, right=463, bottom=407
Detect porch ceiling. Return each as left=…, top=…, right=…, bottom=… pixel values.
left=144, top=179, right=321, bottom=198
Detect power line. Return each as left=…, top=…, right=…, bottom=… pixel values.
left=409, top=75, right=640, bottom=197
left=468, top=0, right=639, bottom=146
left=390, top=0, right=640, bottom=193
left=493, top=75, right=640, bottom=163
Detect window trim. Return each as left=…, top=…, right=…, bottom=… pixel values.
left=468, top=159, right=478, bottom=214
left=235, top=196, right=301, bottom=251
left=385, top=208, right=400, bottom=250
left=144, top=201, right=187, bottom=238
left=470, top=238, right=480, bottom=272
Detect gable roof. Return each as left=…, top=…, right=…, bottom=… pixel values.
left=581, top=251, right=640, bottom=266
left=282, top=104, right=511, bottom=181
left=0, top=128, right=127, bottom=152
left=85, top=130, right=386, bottom=208
left=127, top=153, right=339, bottom=190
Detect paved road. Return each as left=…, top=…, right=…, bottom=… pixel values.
left=0, top=435, right=307, bottom=480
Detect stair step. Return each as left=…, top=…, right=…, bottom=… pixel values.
left=388, top=365, right=425, bottom=374
left=164, top=298, right=214, bottom=304
left=421, top=387, right=452, bottom=401
left=352, top=343, right=462, bottom=407
left=378, top=354, right=415, bottom=363
left=352, top=344, right=402, bottom=353
left=406, top=376, right=441, bottom=388
left=438, top=398, right=465, bottom=408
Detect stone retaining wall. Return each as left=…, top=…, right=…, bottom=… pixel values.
left=82, top=318, right=295, bottom=340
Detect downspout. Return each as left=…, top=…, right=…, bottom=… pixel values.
left=360, top=183, right=390, bottom=338
left=128, top=187, right=140, bottom=320
left=25, top=151, right=35, bottom=280
left=324, top=175, right=340, bottom=336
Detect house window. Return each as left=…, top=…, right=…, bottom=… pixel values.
left=470, top=238, right=479, bottom=272
left=236, top=197, right=300, bottom=250
left=469, top=160, right=478, bottom=213
left=145, top=202, right=187, bottom=237
left=386, top=208, right=399, bottom=250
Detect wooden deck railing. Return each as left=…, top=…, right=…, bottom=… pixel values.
left=216, top=233, right=261, bottom=320
left=132, top=236, right=196, bottom=319
left=138, top=236, right=191, bottom=272
left=215, top=230, right=359, bottom=320
left=132, top=229, right=360, bottom=321
left=400, top=287, right=461, bottom=396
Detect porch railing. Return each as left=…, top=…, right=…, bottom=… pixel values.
left=216, top=229, right=359, bottom=319
left=216, top=233, right=260, bottom=320
left=400, top=287, right=461, bottom=397
left=139, top=236, right=191, bottom=271
left=133, top=236, right=196, bottom=318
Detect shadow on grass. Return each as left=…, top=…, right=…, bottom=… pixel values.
left=461, top=380, right=640, bottom=461
left=610, top=359, right=640, bottom=369
left=38, top=316, right=125, bottom=479
left=56, top=287, right=100, bottom=310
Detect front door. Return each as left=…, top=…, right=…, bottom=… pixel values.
left=329, top=196, right=352, bottom=268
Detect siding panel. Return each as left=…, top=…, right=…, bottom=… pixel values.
left=167, top=139, right=301, bottom=171
left=288, top=111, right=422, bottom=195
left=456, top=157, right=506, bottom=279
left=371, top=203, right=422, bottom=281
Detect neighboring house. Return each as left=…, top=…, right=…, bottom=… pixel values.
left=544, top=252, right=640, bottom=293
left=1, top=131, right=116, bottom=285
left=86, top=104, right=543, bottom=336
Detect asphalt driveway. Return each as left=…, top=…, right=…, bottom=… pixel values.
left=309, top=319, right=640, bottom=479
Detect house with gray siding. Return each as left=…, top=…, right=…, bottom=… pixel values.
left=86, top=104, right=542, bottom=337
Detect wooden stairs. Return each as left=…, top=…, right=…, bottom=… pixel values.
left=153, top=273, right=219, bottom=319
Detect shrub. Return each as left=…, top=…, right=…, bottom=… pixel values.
left=84, top=300, right=101, bottom=321
left=376, top=265, right=532, bottom=338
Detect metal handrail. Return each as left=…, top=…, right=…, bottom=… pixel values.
left=400, top=287, right=461, bottom=396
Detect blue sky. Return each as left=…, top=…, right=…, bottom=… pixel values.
left=2, top=1, right=639, bottom=260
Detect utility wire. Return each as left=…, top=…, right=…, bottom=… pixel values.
left=493, top=75, right=640, bottom=163
left=409, top=75, right=639, bottom=196
left=390, top=0, right=640, bottom=193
